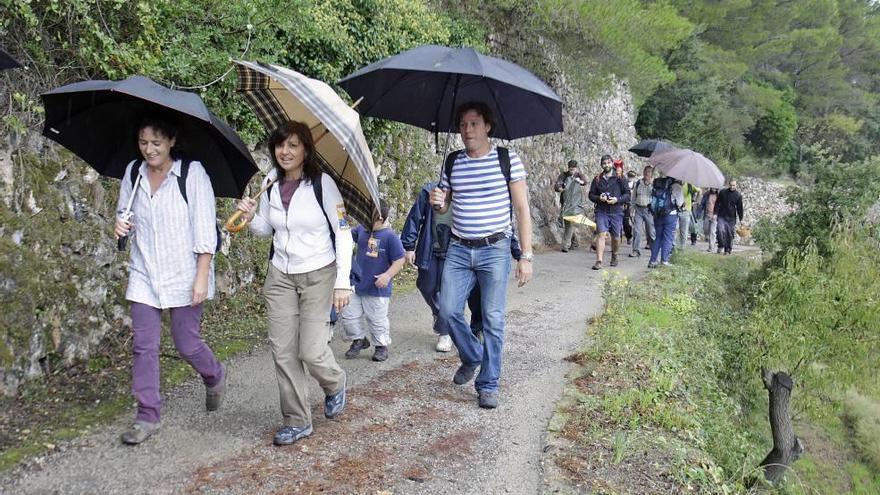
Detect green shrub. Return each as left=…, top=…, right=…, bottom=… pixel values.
left=843, top=391, right=880, bottom=472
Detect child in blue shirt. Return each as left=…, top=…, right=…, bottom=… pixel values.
left=341, top=201, right=406, bottom=362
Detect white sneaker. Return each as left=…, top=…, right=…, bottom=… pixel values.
left=436, top=335, right=453, bottom=352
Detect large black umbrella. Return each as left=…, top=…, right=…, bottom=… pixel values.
left=41, top=75, right=258, bottom=198
left=338, top=45, right=562, bottom=140
left=629, top=139, right=674, bottom=157
left=0, top=49, right=21, bottom=70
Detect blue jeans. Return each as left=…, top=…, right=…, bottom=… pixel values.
left=650, top=213, right=677, bottom=263
left=439, top=237, right=511, bottom=393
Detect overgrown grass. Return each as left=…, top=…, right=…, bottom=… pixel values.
left=552, top=251, right=880, bottom=494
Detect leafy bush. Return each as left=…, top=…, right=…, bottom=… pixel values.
left=0, top=0, right=483, bottom=143
left=754, top=155, right=880, bottom=259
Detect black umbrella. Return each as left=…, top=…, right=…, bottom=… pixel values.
left=628, top=139, right=674, bottom=157
left=41, top=75, right=258, bottom=198
left=338, top=45, right=562, bottom=140
left=1, top=49, right=22, bottom=70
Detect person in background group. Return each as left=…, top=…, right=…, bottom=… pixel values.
left=342, top=201, right=406, bottom=362
left=430, top=101, right=534, bottom=410
left=235, top=121, right=351, bottom=447
left=588, top=154, right=631, bottom=270
left=714, top=180, right=744, bottom=255
left=675, top=182, right=700, bottom=250
left=114, top=115, right=226, bottom=446
left=623, top=169, right=637, bottom=246
left=648, top=174, right=684, bottom=268
left=629, top=165, right=655, bottom=258
left=700, top=188, right=720, bottom=253
left=554, top=159, right=587, bottom=252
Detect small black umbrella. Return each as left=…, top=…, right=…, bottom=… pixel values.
left=0, top=49, right=21, bottom=70
left=41, top=75, right=258, bottom=198
left=338, top=45, right=562, bottom=140
left=629, top=139, right=674, bottom=157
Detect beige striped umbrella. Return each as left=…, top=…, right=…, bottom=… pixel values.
left=233, top=60, right=380, bottom=227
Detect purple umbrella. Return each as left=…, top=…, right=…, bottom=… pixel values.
left=648, top=149, right=725, bottom=188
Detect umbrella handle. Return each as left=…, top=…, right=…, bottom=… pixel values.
left=224, top=210, right=250, bottom=233
left=224, top=178, right=279, bottom=233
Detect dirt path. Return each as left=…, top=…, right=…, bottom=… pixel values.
left=1, top=247, right=651, bottom=495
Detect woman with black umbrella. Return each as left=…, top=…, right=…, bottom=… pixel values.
left=114, top=114, right=226, bottom=445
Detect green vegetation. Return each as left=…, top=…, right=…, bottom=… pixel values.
left=556, top=251, right=879, bottom=493
left=637, top=0, right=880, bottom=177
left=1, top=0, right=483, bottom=143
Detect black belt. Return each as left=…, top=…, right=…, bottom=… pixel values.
left=451, top=232, right=506, bottom=248
left=635, top=204, right=651, bottom=208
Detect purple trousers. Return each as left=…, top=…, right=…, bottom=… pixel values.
left=130, top=302, right=223, bottom=424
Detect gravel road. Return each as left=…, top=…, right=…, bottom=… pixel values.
left=1, top=247, right=650, bottom=495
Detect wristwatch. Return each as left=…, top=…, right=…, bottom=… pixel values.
left=521, top=252, right=534, bottom=262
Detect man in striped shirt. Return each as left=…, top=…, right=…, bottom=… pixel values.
left=430, top=102, right=534, bottom=409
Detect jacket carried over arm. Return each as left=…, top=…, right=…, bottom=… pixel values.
left=249, top=169, right=353, bottom=289
left=400, top=182, right=436, bottom=270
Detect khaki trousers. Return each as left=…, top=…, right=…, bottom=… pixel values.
left=264, top=262, right=344, bottom=426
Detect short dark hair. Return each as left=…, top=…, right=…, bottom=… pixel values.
left=455, top=102, right=495, bottom=133
left=600, top=154, right=613, bottom=164
left=268, top=121, right=321, bottom=184
left=567, top=160, right=578, bottom=168
left=643, top=165, right=653, bottom=173
left=375, top=199, right=390, bottom=222
left=137, top=113, right=178, bottom=141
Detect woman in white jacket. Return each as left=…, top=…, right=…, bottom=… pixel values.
left=236, top=120, right=352, bottom=446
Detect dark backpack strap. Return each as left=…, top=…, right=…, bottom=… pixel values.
left=312, top=173, right=336, bottom=250
left=443, top=149, right=462, bottom=188
left=497, top=147, right=511, bottom=182
left=176, top=159, right=191, bottom=203
left=128, top=160, right=140, bottom=190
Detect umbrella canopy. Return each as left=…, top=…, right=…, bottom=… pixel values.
left=338, top=45, right=562, bottom=140
left=0, top=49, right=22, bottom=70
left=41, top=76, right=258, bottom=198
left=648, top=148, right=725, bottom=188
left=628, top=139, right=673, bottom=157
left=234, top=60, right=380, bottom=226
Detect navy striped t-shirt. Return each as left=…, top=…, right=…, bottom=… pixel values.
left=439, top=147, right=526, bottom=239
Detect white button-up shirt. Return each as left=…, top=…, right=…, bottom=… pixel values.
left=116, top=159, right=216, bottom=309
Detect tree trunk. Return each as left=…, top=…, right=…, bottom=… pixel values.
left=758, top=368, right=805, bottom=484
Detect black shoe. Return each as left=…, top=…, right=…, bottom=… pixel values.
left=453, top=364, right=478, bottom=385
left=478, top=391, right=499, bottom=409
left=561, top=248, right=568, bottom=253
left=609, top=255, right=618, bottom=267
left=591, top=260, right=602, bottom=270
left=324, top=373, right=346, bottom=419
left=372, top=346, right=388, bottom=362
left=345, top=338, right=370, bottom=359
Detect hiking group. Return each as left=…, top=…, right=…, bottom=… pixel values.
left=111, top=98, right=540, bottom=447
left=555, top=157, right=744, bottom=269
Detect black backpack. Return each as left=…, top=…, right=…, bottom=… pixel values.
left=129, top=159, right=222, bottom=252
left=649, top=177, right=677, bottom=217
left=265, top=172, right=335, bottom=260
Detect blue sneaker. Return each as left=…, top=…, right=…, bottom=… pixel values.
left=324, top=372, right=346, bottom=419
left=273, top=424, right=313, bottom=446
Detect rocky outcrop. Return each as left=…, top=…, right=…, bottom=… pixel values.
left=737, top=177, right=795, bottom=232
